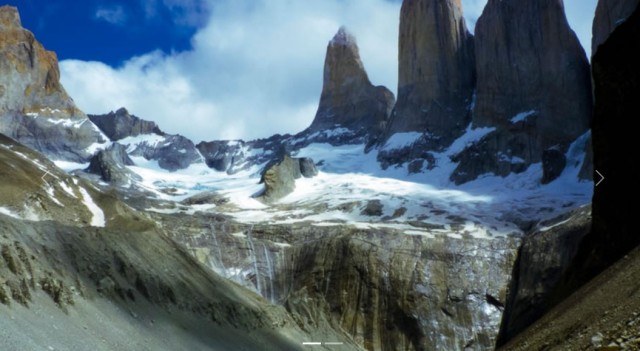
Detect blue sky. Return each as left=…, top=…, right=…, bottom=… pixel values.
left=8, top=0, right=598, bottom=142
left=9, top=0, right=207, bottom=65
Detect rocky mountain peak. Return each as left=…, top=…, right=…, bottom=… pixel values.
left=329, top=26, right=357, bottom=47
left=0, top=5, right=20, bottom=29
left=89, top=107, right=163, bottom=141
left=0, top=6, right=80, bottom=116
left=306, top=26, right=394, bottom=137
left=0, top=6, right=107, bottom=162
left=385, top=0, right=476, bottom=147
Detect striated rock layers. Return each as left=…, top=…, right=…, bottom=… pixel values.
left=451, top=0, right=592, bottom=184
left=386, top=0, right=475, bottom=147
left=166, top=219, right=520, bottom=351
left=307, top=27, right=394, bottom=140
left=0, top=6, right=105, bottom=162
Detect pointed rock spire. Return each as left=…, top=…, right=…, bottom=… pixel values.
left=307, top=26, right=394, bottom=136
left=386, top=0, right=476, bottom=147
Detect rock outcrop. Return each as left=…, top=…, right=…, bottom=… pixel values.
left=259, top=155, right=318, bottom=202
left=85, top=143, right=140, bottom=185
left=451, top=0, right=592, bottom=184
left=0, top=6, right=106, bottom=162
left=386, top=0, right=475, bottom=148
left=88, top=107, right=163, bottom=141
left=592, top=0, right=640, bottom=55
left=90, top=108, right=201, bottom=171
left=307, top=27, right=394, bottom=141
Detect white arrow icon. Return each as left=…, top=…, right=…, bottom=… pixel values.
left=595, top=170, right=605, bottom=187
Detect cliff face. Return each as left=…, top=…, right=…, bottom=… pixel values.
left=592, top=0, right=640, bottom=55
left=308, top=27, right=394, bottom=139
left=569, top=1, right=640, bottom=287
left=498, top=2, right=640, bottom=346
left=387, top=0, right=475, bottom=148
left=0, top=6, right=106, bottom=161
left=451, top=0, right=592, bottom=184
left=165, top=217, right=520, bottom=351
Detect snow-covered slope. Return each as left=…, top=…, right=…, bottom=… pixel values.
left=96, top=125, right=593, bottom=240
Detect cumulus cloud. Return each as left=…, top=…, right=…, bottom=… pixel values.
left=62, top=0, right=597, bottom=143
left=95, top=5, right=127, bottom=25
left=62, top=0, right=400, bottom=142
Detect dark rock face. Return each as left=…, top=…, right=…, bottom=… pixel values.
left=498, top=5, right=640, bottom=346
left=541, top=147, right=567, bottom=184
left=497, top=206, right=591, bottom=346
left=130, top=134, right=201, bottom=172
left=298, top=157, right=318, bottom=178
left=259, top=155, right=317, bottom=202
left=88, top=108, right=163, bottom=141
left=196, top=140, right=251, bottom=173
left=197, top=134, right=288, bottom=174
left=592, top=0, right=640, bottom=55
left=0, top=6, right=106, bottom=162
left=386, top=0, right=475, bottom=147
left=90, top=108, right=202, bottom=172
left=453, top=0, right=592, bottom=183
left=308, top=27, right=394, bottom=140
left=86, top=143, right=139, bottom=184
left=568, top=2, right=640, bottom=288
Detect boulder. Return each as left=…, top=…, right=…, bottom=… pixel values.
left=386, top=0, right=475, bottom=148
left=307, top=27, right=394, bottom=140
left=259, top=155, right=318, bottom=202
left=541, top=147, right=567, bottom=184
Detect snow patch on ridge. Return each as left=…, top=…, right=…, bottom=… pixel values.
left=79, top=187, right=105, bottom=227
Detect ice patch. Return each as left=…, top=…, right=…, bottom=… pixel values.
left=383, top=132, right=423, bottom=151
left=510, top=110, right=536, bottom=124
left=0, top=207, right=20, bottom=219
left=78, top=187, right=105, bottom=227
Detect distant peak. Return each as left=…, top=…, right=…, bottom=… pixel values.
left=0, top=6, right=21, bottom=29
left=115, top=107, right=130, bottom=116
left=330, top=26, right=357, bottom=46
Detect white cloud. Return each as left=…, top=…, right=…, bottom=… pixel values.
left=95, top=5, right=127, bottom=25
left=62, top=0, right=400, bottom=142
left=62, top=0, right=598, bottom=143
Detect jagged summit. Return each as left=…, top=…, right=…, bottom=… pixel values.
left=0, top=5, right=21, bottom=29
left=306, top=26, right=394, bottom=139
